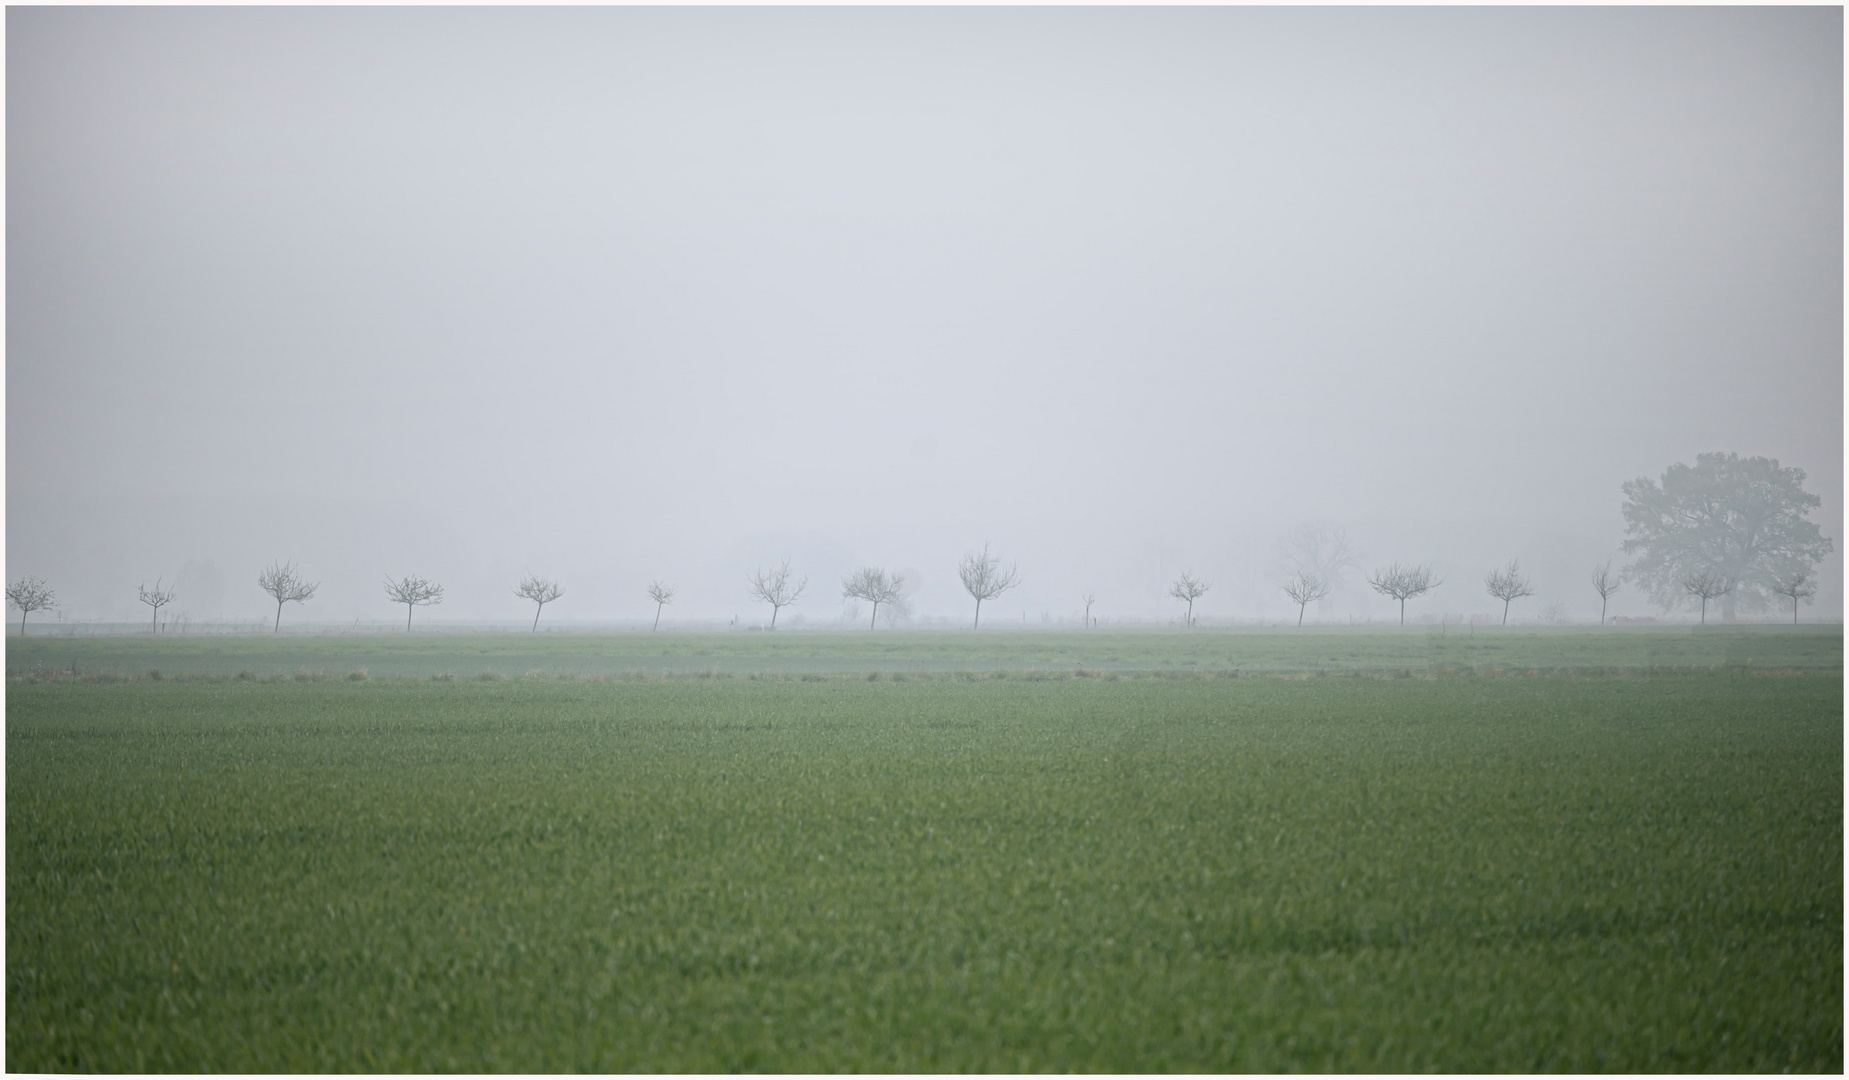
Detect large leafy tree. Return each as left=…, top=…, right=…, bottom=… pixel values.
left=1620, top=452, right=1832, bottom=621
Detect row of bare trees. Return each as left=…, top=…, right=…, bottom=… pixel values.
left=1263, top=520, right=1804, bottom=627
left=1270, top=563, right=1446, bottom=628
left=6, top=552, right=1825, bottom=636
left=1275, top=559, right=1815, bottom=628
left=5, top=549, right=995, bottom=635
left=1298, top=560, right=1600, bottom=628
left=11, top=457, right=1833, bottom=634
left=1484, top=559, right=1814, bottom=628
left=3, top=562, right=537, bottom=635
left=739, top=546, right=1019, bottom=631
left=1675, top=567, right=1816, bottom=626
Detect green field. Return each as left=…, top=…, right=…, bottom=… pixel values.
left=7, top=632, right=1843, bottom=1070
left=5, top=624, right=1841, bottom=679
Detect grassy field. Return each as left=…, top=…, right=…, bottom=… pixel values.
left=7, top=653, right=1841, bottom=1070
left=5, top=623, right=1841, bottom=679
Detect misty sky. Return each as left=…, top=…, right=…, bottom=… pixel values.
left=8, top=6, right=1842, bottom=626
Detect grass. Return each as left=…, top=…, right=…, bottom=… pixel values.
left=7, top=666, right=1841, bottom=1071
left=6, top=623, right=1842, bottom=679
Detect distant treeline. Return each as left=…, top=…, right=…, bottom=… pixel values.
left=6, top=454, right=1834, bottom=634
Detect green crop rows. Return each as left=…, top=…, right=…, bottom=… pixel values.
left=7, top=647, right=1842, bottom=1070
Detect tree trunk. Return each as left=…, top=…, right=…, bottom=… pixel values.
left=19, top=610, right=26, bottom=637
left=152, top=607, right=159, bottom=634
left=1793, top=596, right=1800, bottom=624
left=770, top=605, right=778, bottom=630
left=869, top=602, right=878, bottom=630
left=532, top=603, right=542, bottom=632
left=406, top=604, right=414, bottom=632
left=1399, top=598, right=1405, bottom=626
left=1297, top=603, right=1305, bottom=628
left=653, top=604, right=662, bottom=632
left=1186, top=600, right=1194, bottom=627
left=1501, top=599, right=1510, bottom=626
left=274, top=600, right=283, bottom=633
left=1600, top=596, right=1608, bottom=626
left=973, top=598, right=981, bottom=629
left=1699, top=597, right=1707, bottom=625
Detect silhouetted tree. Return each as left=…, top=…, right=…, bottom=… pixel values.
left=1081, top=593, right=1096, bottom=628
left=138, top=578, right=177, bottom=633
left=257, top=561, right=318, bottom=633
left=1282, top=570, right=1329, bottom=627
left=841, top=567, right=903, bottom=630
left=747, top=559, right=806, bottom=629
left=1285, top=524, right=1361, bottom=582
left=1681, top=568, right=1732, bottom=625
left=1590, top=562, right=1622, bottom=626
left=647, top=581, right=674, bottom=632
left=384, top=574, right=444, bottom=631
left=7, top=576, right=56, bottom=636
left=1622, top=452, right=1832, bottom=621
left=1483, top=560, right=1535, bottom=626
left=1770, top=569, right=1818, bottom=625
left=1168, top=571, right=1210, bottom=627
left=1367, top=563, right=1442, bottom=626
left=958, top=545, right=1020, bottom=629
left=515, top=575, right=563, bottom=632
left=879, top=592, right=914, bottom=629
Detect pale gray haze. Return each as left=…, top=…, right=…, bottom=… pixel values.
left=8, top=7, right=1842, bottom=627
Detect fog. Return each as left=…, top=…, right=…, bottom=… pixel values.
left=8, top=7, right=1842, bottom=627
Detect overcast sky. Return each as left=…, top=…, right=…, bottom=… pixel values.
left=8, top=6, right=1842, bottom=626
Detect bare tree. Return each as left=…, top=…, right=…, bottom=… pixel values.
left=1590, top=562, right=1622, bottom=626
left=1168, top=571, right=1210, bottom=627
left=841, top=567, right=904, bottom=630
left=1681, top=568, right=1732, bottom=625
left=7, top=576, right=56, bottom=636
left=1281, top=570, right=1330, bottom=627
left=747, top=559, right=806, bottom=629
left=384, top=574, right=444, bottom=631
left=958, top=544, right=1020, bottom=629
left=515, top=575, right=563, bottom=632
left=257, top=561, right=319, bottom=633
left=1483, top=560, right=1536, bottom=626
left=647, top=580, right=675, bottom=631
left=1367, top=563, right=1443, bottom=626
left=138, top=578, right=177, bottom=633
left=1769, top=569, right=1817, bottom=625
left=1081, top=593, right=1096, bottom=628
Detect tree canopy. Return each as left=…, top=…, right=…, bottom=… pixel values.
left=958, top=545, right=1019, bottom=629
left=747, top=560, right=805, bottom=629
left=841, top=567, right=904, bottom=630
left=1620, top=452, right=1832, bottom=620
